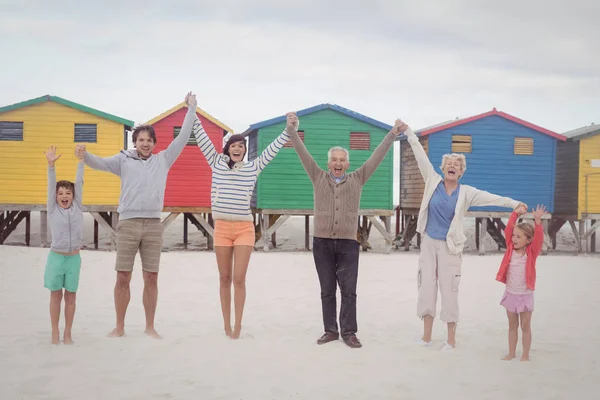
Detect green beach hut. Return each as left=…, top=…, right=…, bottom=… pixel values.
left=241, top=103, right=395, bottom=251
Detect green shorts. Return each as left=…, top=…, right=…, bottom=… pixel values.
left=44, top=251, right=81, bottom=293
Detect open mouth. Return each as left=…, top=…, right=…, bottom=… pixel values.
left=448, top=170, right=457, bottom=177
left=61, top=199, right=69, bottom=206
left=140, top=147, right=150, bottom=152
left=334, top=167, right=343, bottom=174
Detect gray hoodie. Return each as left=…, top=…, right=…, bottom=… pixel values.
left=84, top=105, right=196, bottom=220
left=47, top=162, right=84, bottom=253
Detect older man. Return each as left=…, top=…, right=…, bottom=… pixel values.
left=287, top=113, right=406, bottom=348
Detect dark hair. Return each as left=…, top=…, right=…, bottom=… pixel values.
left=223, top=134, right=247, bottom=168
left=56, top=180, right=75, bottom=196
left=132, top=124, right=157, bottom=144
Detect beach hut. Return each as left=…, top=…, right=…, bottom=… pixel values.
left=144, top=102, right=233, bottom=249
left=0, top=94, right=133, bottom=248
left=241, top=103, right=395, bottom=251
left=396, top=108, right=566, bottom=254
left=551, top=123, right=600, bottom=252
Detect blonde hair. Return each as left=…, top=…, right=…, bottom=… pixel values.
left=514, top=222, right=535, bottom=240
left=440, top=153, right=467, bottom=178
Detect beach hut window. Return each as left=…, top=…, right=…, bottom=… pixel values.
left=350, top=132, right=370, bottom=150
left=451, top=135, right=471, bottom=153
left=0, top=121, right=23, bottom=141
left=514, top=137, right=534, bottom=155
left=173, top=126, right=195, bottom=145
left=74, top=124, right=97, bottom=143
left=284, top=130, right=304, bottom=148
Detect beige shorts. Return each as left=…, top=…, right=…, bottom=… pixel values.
left=417, top=235, right=463, bottom=323
left=115, top=218, right=163, bottom=273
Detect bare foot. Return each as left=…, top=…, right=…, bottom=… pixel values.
left=502, top=354, right=516, bottom=361
left=63, top=333, right=74, bottom=345
left=107, top=327, right=125, bottom=337
left=224, top=326, right=232, bottom=337
left=51, top=331, right=60, bottom=345
left=231, top=326, right=241, bottom=339
left=144, top=328, right=162, bottom=339
left=520, top=355, right=530, bottom=362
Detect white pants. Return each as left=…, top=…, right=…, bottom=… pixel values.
left=417, top=235, right=463, bottom=323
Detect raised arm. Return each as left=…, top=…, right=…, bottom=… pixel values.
left=44, top=146, right=61, bottom=213
left=404, top=126, right=437, bottom=182
left=163, top=92, right=198, bottom=168
left=193, top=115, right=218, bottom=168
left=504, top=211, right=520, bottom=247
left=353, top=119, right=407, bottom=185
left=529, top=205, right=547, bottom=257
left=74, top=160, right=84, bottom=206
left=256, top=130, right=291, bottom=172
left=287, top=112, right=321, bottom=182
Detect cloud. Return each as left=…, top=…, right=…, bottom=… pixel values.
left=0, top=0, right=598, bottom=137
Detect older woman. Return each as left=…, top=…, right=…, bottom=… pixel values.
left=403, top=125, right=525, bottom=350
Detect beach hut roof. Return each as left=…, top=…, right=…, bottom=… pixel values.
left=397, top=108, right=566, bottom=142
left=562, top=123, right=600, bottom=141
left=241, top=103, right=392, bottom=136
left=145, top=102, right=234, bottom=133
left=0, top=95, right=134, bottom=129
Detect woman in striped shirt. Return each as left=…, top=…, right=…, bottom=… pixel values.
left=193, top=110, right=296, bottom=339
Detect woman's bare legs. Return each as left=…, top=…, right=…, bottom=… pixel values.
left=215, top=246, right=234, bottom=337
left=231, top=245, right=253, bottom=339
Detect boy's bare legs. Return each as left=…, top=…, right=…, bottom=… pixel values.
left=520, top=311, right=532, bottom=361
left=108, top=271, right=131, bottom=337
left=503, top=311, right=519, bottom=360
left=63, top=291, right=76, bottom=344
left=50, top=290, right=63, bottom=344
left=232, top=246, right=253, bottom=339
left=143, top=271, right=161, bottom=339
left=215, top=246, right=234, bottom=337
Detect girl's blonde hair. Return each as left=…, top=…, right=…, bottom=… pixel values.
left=440, top=153, right=467, bottom=178
left=515, top=222, right=535, bottom=240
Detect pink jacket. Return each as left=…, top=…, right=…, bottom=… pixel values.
left=495, top=212, right=544, bottom=291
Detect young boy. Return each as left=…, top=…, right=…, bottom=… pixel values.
left=44, top=145, right=84, bottom=344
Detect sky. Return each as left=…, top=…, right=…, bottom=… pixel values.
left=1, top=0, right=599, bottom=203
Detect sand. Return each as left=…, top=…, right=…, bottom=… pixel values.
left=1, top=228, right=599, bottom=399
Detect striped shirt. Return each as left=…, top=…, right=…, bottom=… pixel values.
left=193, top=117, right=291, bottom=221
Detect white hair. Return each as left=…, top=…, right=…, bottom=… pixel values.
left=440, top=153, right=467, bottom=177
left=328, top=146, right=350, bottom=162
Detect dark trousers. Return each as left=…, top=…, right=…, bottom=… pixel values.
left=312, top=237, right=360, bottom=339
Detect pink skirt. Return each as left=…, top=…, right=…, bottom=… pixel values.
left=500, top=290, right=534, bottom=313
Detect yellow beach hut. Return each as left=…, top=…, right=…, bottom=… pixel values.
left=0, top=94, right=134, bottom=246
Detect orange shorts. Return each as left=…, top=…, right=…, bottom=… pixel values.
left=214, top=220, right=255, bottom=247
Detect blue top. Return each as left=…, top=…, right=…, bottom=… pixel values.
left=425, top=182, right=460, bottom=240
left=329, top=172, right=346, bottom=184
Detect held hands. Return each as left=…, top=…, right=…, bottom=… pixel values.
left=44, top=145, right=61, bottom=166
left=185, top=91, right=197, bottom=108
left=74, top=144, right=86, bottom=160
left=286, top=112, right=299, bottom=133
left=514, top=203, right=528, bottom=215
left=391, top=119, right=409, bottom=136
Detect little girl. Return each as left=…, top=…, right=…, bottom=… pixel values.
left=496, top=203, right=546, bottom=361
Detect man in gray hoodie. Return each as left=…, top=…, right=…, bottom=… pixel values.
left=76, top=92, right=198, bottom=339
